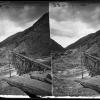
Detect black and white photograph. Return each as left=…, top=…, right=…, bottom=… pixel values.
left=1, top=0, right=100, bottom=99
left=50, top=1, right=100, bottom=97
left=0, top=1, right=52, bottom=98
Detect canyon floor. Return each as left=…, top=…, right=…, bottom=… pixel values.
left=52, top=54, right=100, bottom=97
left=0, top=64, right=52, bottom=97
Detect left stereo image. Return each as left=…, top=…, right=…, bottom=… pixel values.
left=0, top=1, right=52, bottom=98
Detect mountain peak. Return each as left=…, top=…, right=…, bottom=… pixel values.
left=29, top=12, right=49, bottom=32
left=0, top=12, right=64, bottom=59
left=0, top=12, right=50, bottom=58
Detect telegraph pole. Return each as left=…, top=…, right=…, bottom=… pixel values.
left=80, top=45, right=83, bottom=79
left=8, top=50, right=11, bottom=78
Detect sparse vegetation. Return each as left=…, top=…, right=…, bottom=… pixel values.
left=53, top=76, right=99, bottom=96
left=52, top=47, right=100, bottom=96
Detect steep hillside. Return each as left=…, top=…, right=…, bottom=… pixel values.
left=65, top=30, right=100, bottom=57
left=50, top=39, right=65, bottom=53
left=0, top=12, right=50, bottom=59
left=0, top=12, right=65, bottom=66
left=66, top=30, right=100, bottom=50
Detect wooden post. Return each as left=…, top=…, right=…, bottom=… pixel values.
left=8, top=50, right=11, bottom=78
left=80, top=46, right=83, bottom=79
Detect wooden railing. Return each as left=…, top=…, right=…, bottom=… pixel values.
left=9, top=51, right=51, bottom=75
left=83, top=53, right=100, bottom=77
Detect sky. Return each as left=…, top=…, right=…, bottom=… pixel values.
left=50, top=2, right=100, bottom=48
left=1, top=1, right=100, bottom=48
left=0, top=1, right=48, bottom=42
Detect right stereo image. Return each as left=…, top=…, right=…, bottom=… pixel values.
left=50, top=1, right=100, bottom=97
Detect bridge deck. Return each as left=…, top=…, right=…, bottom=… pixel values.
left=11, top=51, right=51, bottom=70
left=84, top=53, right=100, bottom=61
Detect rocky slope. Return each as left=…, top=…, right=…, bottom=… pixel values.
left=50, top=39, right=65, bottom=53
left=66, top=30, right=100, bottom=57
left=0, top=12, right=65, bottom=66
left=0, top=12, right=50, bottom=59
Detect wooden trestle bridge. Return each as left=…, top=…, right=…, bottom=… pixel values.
left=83, top=53, right=100, bottom=77
left=75, top=52, right=100, bottom=94
left=0, top=51, right=52, bottom=97
left=9, top=51, right=51, bottom=75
